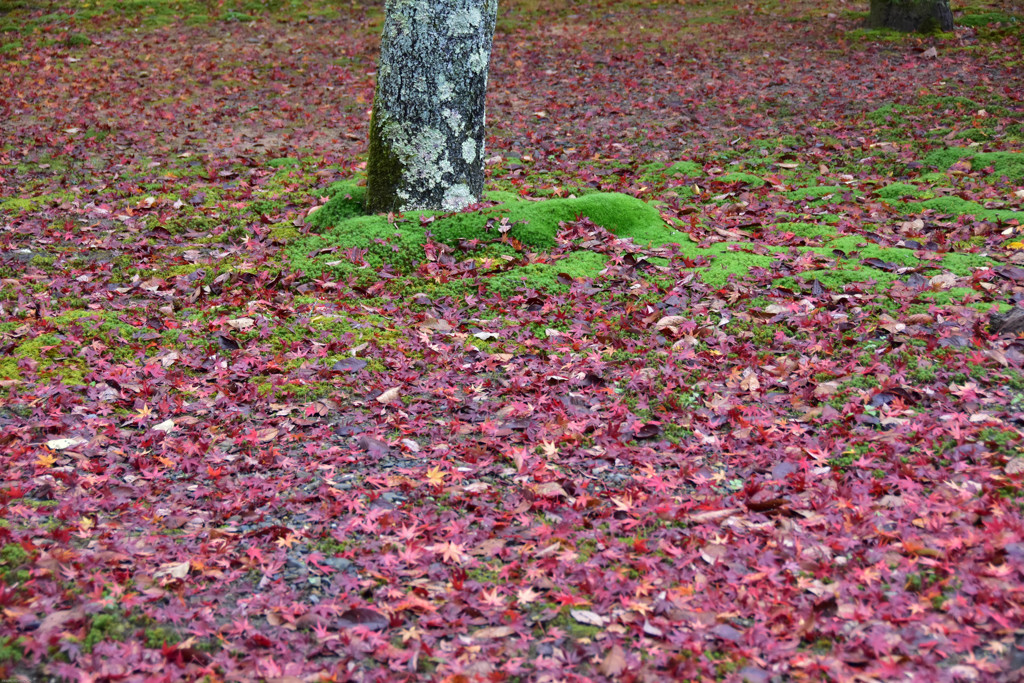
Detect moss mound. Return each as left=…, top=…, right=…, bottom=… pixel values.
left=914, top=196, right=1022, bottom=222
left=786, top=185, right=852, bottom=201
left=307, top=180, right=368, bottom=228
left=875, top=182, right=930, bottom=200
left=291, top=176, right=1011, bottom=297
left=289, top=188, right=682, bottom=293
left=718, top=171, right=765, bottom=188
left=774, top=222, right=838, bottom=238
left=921, top=148, right=1024, bottom=183
left=665, top=160, right=703, bottom=177
left=971, top=152, right=1024, bottom=183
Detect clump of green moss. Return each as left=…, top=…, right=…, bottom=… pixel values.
left=774, top=222, right=838, bottom=238
left=147, top=215, right=218, bottom=235
left=918, top=95, right=983, bottom=111
left=958, top=12, right=1020, bottom=27
left=875, top=183, right=930, bottom=200
left=915, top=196, right=1022, bottom=222
left=487, top=251, right=609, bottom=297
left=63, top=32, right=92, bottom=47
left=293, top=189, right=681, bottom=286
left=665, top=160, right=703, bottom=176
left=971, top=152, right=1024, bottom=183
left=718, top=171, right=765, bottom=188
left=786, top=185, right=851, bottom=201
left=921, top=148, right=1024, bottom=182
left=0, top=543, right=28, bottom=569
left=0, top=197, right=39, bottom=213
left=307, top=180, right=369, bottom=229
left=0, top=636, right=24, bottom=664
left=867, top=103, right=905, bottom=124
left=922, top=147, right=972, bottom=171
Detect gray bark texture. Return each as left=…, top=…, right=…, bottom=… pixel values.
left=365, top=0, right=498, bottom=214
left=868, top=0, right=954, bottom=32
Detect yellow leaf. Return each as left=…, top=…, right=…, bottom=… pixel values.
left=35, top=453, right=58, bottom=468
left=275, top=532, right=301, bottom=549
left=425, top=466, right=446, bottom=486
left=79, top=517, right=94, bottom=531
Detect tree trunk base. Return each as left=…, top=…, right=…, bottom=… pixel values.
left=990, top=307, right=1024, bottom=335
left=868, top=0, right=954, bottom=33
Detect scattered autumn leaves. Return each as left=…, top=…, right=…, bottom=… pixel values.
left=0, top=0, right=1023, bottom=681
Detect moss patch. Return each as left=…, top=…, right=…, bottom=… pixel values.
left=666, top=160, right=703, bottom=176
left=786, top=185, right=855, bottom=201
left=911, top=196, right=1022, bottom=222
left=718, top=171, right=765, bottom=188
left=292, top=179, right=1005, bottom=296
left=292, top=189, right=682, bottom=288
left=774, top=222, right=838, bottom=239
left=922, top=148, right=1024, bottom=183
left=875, top=182, right=931, bottom=200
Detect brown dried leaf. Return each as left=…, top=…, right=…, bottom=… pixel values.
left=600, top=644, right=627, bottom=676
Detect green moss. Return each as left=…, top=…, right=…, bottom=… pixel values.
left=145, top=626, right=181, bottom=648
left=269, top=224, right=302, bottom=242
left=63, top=32, right=92, bottom=47
left=0, top=636, right=24, bottom=663
left=0, top=197, right=39, bottom=213
left=148, top=215, right=218, bottom=235
left=0, top=543, right=28, bottom=568
left=307, top=180, right=369, bottom=229
left=786, top=185, right=851, bottom=201
left=534, top=605, right=603, bottom=641
left=921, top=149, right=1024, bottom=183
left=294, top=190, right=682, bottom=287
left=774, top=222, right=838, bottom=238
left=919, top=95, right=983, bottom=111
left=971, top=152, right=1024, bottom=183
left=221, top=10, right=253, bottom=21
left=867, top=103, right=907, bottom=124
left=673, top=238, right=778, bottom=288
left=83, top=613, right=126, bottom=653
left=914, top=196, right=1022, bottom=223
left=666, top=160, right=703, bottom=176
left=922, top=147, right=972, bottom=171
left=1, top=311, right=139, bottom=383
left=267, top=157, right=300, bottom=168
left=918, top=286, right=978, bottom=305
left=487, top=251, right=609, bottom=297
left=718, top=171, right=765, bottom=188
left=959, top=12, right=1021, bottom=27
left=875, top=182, right=930, bottom=200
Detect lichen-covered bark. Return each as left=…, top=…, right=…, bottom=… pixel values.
left=868, top=0, right=953, bottom=33
left=365, top=0, right=498, bottom=214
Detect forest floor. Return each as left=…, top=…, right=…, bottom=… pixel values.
left=1, top=0, right=1023, bottom=680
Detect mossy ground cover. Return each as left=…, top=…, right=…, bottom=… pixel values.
left=292, top=162, right=1019, bottom=296
left=1, top=0, right=1024, bottom=680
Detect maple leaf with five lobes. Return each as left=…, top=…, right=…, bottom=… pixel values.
left=480, top=587, right=505, bottom=608
left=425, top=466, right=447, bottom=486
left=433, top=541, right=468, bottom=565
left=517, top=587, right=541, bottom=605
left=35, top=452, right=58, bottom=468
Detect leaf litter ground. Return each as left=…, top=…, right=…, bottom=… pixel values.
left=1, top=0, right=1024, bottom=680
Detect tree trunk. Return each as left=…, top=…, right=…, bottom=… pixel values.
left=868, top=0, right=954, bottom=32
left=365, top=0, right=498, bottom=214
